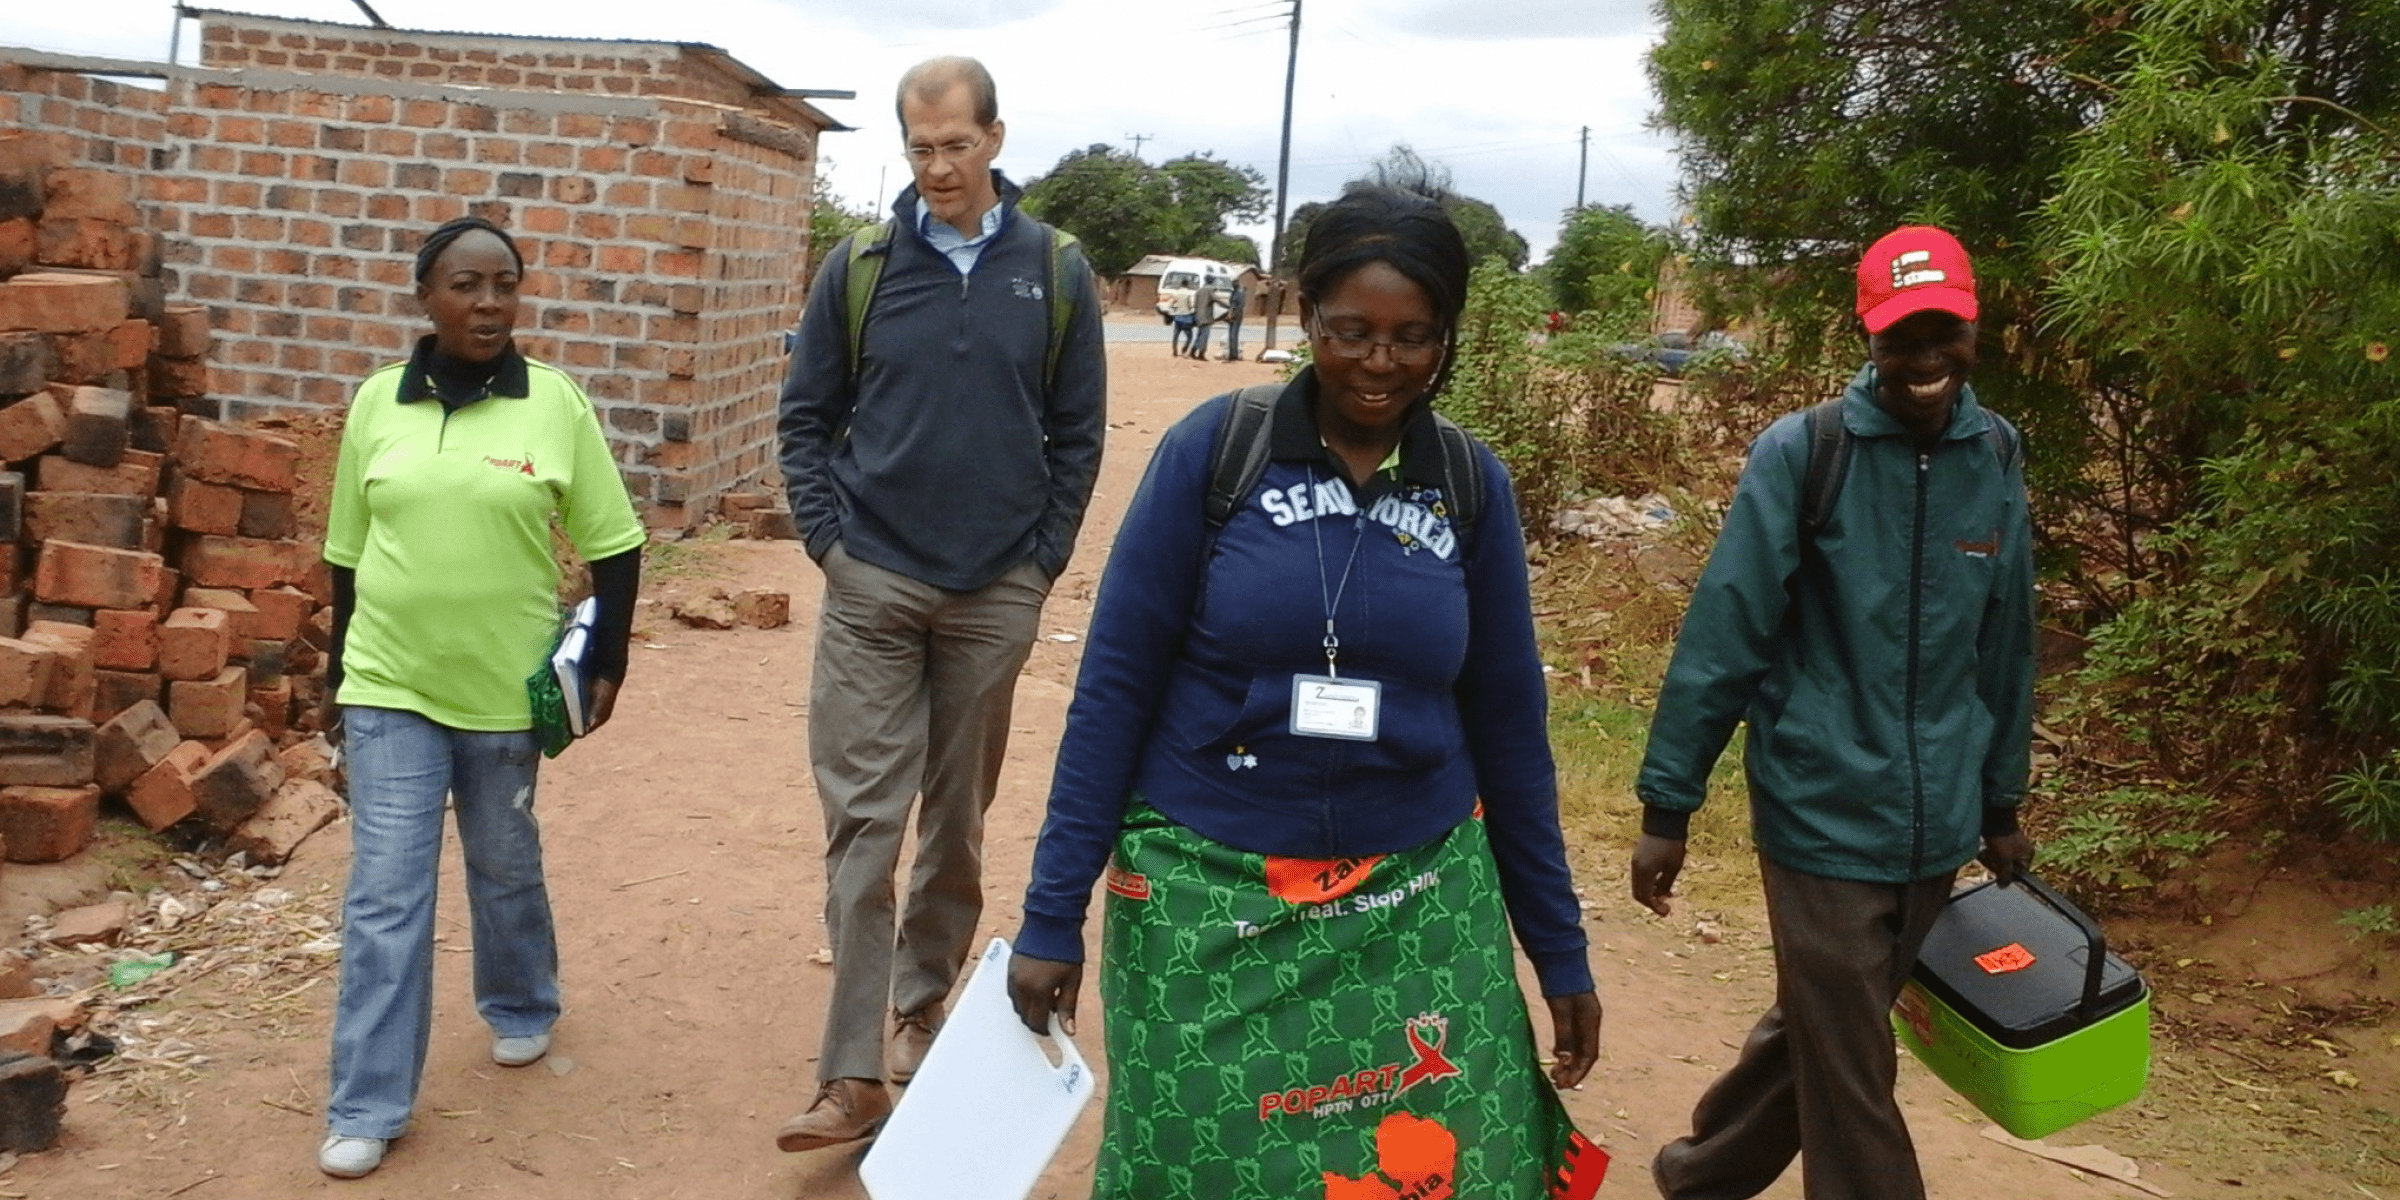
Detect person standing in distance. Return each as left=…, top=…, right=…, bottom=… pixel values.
left=1630, top=225, right=2036, bottom=1200
left=1222, top=276, right=1248, bottom=362
left=772, top=54, right=1106, bottom=1151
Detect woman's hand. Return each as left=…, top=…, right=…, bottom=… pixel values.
left=1545, top=990, right=1602, bottom=1089
left=1006, top=951, right=1083, bottom=1038
left=587, top=678, right=621, bottom=733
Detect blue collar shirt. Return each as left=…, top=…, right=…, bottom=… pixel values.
left=916, top=197, right=1005, bottom=275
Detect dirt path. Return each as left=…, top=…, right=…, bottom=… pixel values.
left=7, top=344, right=2377, bottom=1199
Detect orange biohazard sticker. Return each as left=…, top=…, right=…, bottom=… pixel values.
left=1975, top=942, right=2036, bottom=974
left=1266, top=854, right=1384, bottom=904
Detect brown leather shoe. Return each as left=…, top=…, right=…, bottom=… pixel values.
left=887, top=1002, right=944, bottom=1084
left=773, top=1078, right=892, bottom=1152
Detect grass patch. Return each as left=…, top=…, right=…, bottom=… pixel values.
left=1535, top=538, right=1762, bottom=914
left=642, top=523, right=740, bottom=586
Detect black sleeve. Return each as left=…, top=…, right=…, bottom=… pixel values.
left=585, top=548, right=641, bottom=685
left=327, top=564, right=355, bottom=701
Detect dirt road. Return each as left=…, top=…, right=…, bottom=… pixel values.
left=5, top=343, right=2329, bottom=1199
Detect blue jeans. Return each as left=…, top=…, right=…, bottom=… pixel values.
left=326, top=706, right=557, bottom=1138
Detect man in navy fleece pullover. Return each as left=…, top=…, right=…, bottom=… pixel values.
left=772, top=55, right=1105, bottom=1151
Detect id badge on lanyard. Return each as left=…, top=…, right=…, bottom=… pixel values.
left=1290, top=673, right=1381, bottom=741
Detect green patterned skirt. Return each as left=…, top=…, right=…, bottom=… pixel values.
left=1094, top=801, right=1608, bottom=1199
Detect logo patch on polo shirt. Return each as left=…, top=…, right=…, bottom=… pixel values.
left=483, top=454, right=536, bottom=477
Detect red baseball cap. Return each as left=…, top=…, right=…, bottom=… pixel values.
left=1855, top=226, right=1978, bottom=333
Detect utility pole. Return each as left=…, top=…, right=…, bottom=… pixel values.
left=1126, top=132, right=1153, bottom=160
left=1577, top=125, right=1590, bottom=210
left=1264, top=0, right=1302, bottom=351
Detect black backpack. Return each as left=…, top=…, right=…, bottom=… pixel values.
left=1202, top=383, right=1485, bottom=550
left=1798, top=398, right=2023, bottom=536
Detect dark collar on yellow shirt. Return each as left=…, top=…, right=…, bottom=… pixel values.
left=396, top=334, right=531, bottom=411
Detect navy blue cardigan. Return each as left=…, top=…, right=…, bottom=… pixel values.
left=1017, top=377, right=1593, bottom=996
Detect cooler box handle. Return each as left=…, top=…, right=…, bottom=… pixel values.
left=2008, top=873, right=2108, bottom=1020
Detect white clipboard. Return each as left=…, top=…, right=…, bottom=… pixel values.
left=859, top=937, right=1096, bottom=1200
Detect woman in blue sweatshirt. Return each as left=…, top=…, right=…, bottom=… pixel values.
left=1010, top=184, right=1605, bottom=1198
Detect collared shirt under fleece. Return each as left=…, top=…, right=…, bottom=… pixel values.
left=916, top=194, right=1004, bottom=274
left=324, top=346, right=646, bottom=730
left=1018, top=377, right=1593, bottom=997
left=1635, top=365, right=2036, bottom=884
left=777, top=174, right=1106, bottom=591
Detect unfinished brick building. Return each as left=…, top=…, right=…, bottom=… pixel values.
left=2, top=8, right=852, bottom=527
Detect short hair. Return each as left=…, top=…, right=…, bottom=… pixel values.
left=1296, top=183, right=1472, bottom=399
left=895, top=56, right=998, bottom=128
left=414, top=216, right=523, bottom=284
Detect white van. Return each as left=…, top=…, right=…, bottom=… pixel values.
left=1155, top=258, right=1239, bottom=319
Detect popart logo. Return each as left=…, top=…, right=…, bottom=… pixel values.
left=1256, top=1013, right=1460, bottom=1123
left=483, top=453, right=536, bottom=477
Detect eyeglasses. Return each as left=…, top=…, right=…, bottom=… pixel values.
left=904, top=133, right=989, bottom=165
left=1311, top=325, right=1446, bottom=365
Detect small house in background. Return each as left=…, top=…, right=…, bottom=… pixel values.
left=1109, top=254, right=1176, bottom=312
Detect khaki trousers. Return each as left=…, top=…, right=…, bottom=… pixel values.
left=808, top=542, right=1048, bottom=1083
left=1653, top=853, right=1955, bottom=1200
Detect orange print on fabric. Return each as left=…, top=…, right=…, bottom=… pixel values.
left=1104, top=864, right=1151, bottom=900
left=1549, top=1131, right=1611, bottom=1199
left=1322, top=1113, right=1457, bottom=1200
left=1266, top=854, right=1385, bottom=904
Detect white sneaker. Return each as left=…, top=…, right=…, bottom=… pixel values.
left=491, top=1033, right=551, bottom=1067
left=318, top=1134, right=386, bottom=1178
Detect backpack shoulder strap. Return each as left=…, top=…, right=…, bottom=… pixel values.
left=1429, top=412, right=1485, bottom=550
left=1800, top=398, right=1852, bottom=537
left=842, top=217, right=900, bottom=381
left=1042, top=226, right=1083, bottom=392
left=1204, top=384, right=1284, bottom=527
left=1982, top=408, right=2023, bottom=473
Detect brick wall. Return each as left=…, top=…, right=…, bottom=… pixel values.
left=673, top=118, right=813, bottom=508
left=0, top=14, right=837, bottom=528
left=192, top=12, right=774, bottom=113
left=0, top=65, right=167, bottom=172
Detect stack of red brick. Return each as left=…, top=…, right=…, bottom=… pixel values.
left=0, top=130, right=339, bottom=871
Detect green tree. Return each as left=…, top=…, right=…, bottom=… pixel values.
left=1541, top=204, right=1670, bottom=335
left=1279, top=147, right=1529, bottom=273
left=1021, top=146, right=1272, bottom=273
left=805, top=161, right=878, bottom=287
left=1159, top=153, right=1269, bottom=263
left=1276, top=199, right=1328, bottom=273
left=1445, top=194, right=1530, bottom=272
left=1019, top=144, right=1178, bottom=274
left=2032, top=0, right=2400, bottom=798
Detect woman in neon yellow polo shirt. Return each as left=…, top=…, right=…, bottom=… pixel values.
left=315, top=217, right=646, bottom=1180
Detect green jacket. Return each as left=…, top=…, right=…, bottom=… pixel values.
left=1636, top=366, right=2035, bottom=883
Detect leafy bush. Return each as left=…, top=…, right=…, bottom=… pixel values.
left=2327, top=753, right=2400, bottom=843
left=2034, top=786, right=2228, bottom=896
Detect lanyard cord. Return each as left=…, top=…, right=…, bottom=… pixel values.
left=1310, top=468, right=1367, bottom=678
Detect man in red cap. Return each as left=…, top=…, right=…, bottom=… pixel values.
left=1627, top=225, right=2037, bottom=1199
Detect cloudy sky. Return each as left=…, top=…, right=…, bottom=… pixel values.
left=20, top=0, right=1681, bottom=262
